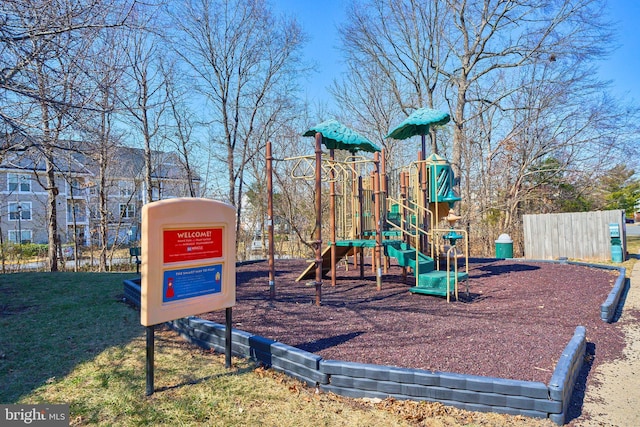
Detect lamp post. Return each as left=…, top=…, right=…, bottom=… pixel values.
left=17, top=204, right=22, bottom=245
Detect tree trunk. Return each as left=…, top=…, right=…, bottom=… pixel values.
left=99, top=149, right=109, bottom=272
left=451, top=81, right=467, bottom=190
left=45, top=152, right=59, bottom=272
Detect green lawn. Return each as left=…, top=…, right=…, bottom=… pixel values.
left=0, top=272, right=419, bottom=426
left=620, top=235, right=640, bottom=274
left=0, top=272, right=141, bottom=402
left=627, top=235, right=640, bottom=256
left=2, top=233, right=633, bottom=426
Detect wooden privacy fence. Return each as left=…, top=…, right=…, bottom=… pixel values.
left=523, top=210, right=626, bottom=261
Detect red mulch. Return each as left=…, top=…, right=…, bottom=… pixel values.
left=200, top=258, right=625, bottom=384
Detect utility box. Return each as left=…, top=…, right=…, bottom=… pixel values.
left=495, top=233, right=513, bottom=259
left=609, top=223, right=620, bottom=238
left=609, top=223, right=623, bottom=263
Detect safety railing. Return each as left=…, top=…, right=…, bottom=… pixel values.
left=385, top=196, right=432, bottom=280
left=386, top=196, right=468, bottom=300
left=431, top=228, right=469, bottom=302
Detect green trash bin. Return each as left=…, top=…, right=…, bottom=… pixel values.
left=495, top=234, right=513, bottom=258
left=611, top=243, right=623, bottom=263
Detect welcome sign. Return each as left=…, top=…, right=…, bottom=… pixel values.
left=141, top=198, right=236, bottom=326
left=163, top=228, right=223, bottom=263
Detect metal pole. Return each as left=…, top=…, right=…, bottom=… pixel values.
left=370, top=172, right=376, bottom=274
left=420, top=152, right=428, bottom=251
left=351, top=156, right=358, bottom=269
left=374, top=152, right=382, bottom=291
left=314, top=133, right=323, bottom=306
left=400, top=171, right=408, bottom=281
left=330, top=149, right=337, bottom=287
left=381, top=149, right=388, bottom=274
left=145, top=325, right=155, bottom=396
left=266, top=141, right=276, bottom=299
left=17, top=204, right=22, bottom=245
left=225, top=307, right=232, bottom=368
left=358, top=175, right=364, bottom=280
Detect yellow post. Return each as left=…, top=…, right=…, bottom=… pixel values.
left=374, top=152, right=382, bottom=291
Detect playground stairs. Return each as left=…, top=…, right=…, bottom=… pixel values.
left=385, top=241, right=468, bottom=298
left=386, top=204, right=419, bottom=232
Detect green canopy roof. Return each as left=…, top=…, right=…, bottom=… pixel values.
left=303, top=119, right=381, bottom=153
left=386, top=108, right=450, bottom=140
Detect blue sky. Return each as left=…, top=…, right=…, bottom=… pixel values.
left=273, top=0, right=640, bottom=106
left=597, top=0, right=640, bottom=101
left=273, top=0, right=348, bottom=106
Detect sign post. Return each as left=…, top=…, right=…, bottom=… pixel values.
left=146, top=325, right=154, bottom=396
left=140, top=198, right=236, bottom=395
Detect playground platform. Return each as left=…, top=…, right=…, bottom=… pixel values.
left=296, top=238, right=468, bottom=300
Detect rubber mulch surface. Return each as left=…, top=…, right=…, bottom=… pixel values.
left=200, top=258, right=624, bottom=384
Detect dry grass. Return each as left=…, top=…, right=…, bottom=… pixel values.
left=0, top=271, right=555, bottom=426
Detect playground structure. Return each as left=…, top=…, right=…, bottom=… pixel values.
left=266, top=112, right=469, bottom=304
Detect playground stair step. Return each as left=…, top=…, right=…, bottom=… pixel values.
left=386, top=214, right=419, bottom=228
left=364, top=230, right=403, bottom=238
left=409, top=270, right=469, bottom=296
left=385, top=242, right=434, bottom=273
left=386, top=203, right=423, bottom=231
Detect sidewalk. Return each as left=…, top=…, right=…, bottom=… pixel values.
left=577, top=259, right=640, bottom=426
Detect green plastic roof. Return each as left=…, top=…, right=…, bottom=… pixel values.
left=303, top=119, right=381, bottom=153
left=386, top=108, right=450, bottom=140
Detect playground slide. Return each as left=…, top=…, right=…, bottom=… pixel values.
left=295, top=244, right=354, bottom=282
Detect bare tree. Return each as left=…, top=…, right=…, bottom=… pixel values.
left=80, top=29, right=131, bottom=271
left=0, top=0, right=135, bottom=145
left=438, top=0, right=612, bottom=187
left=338, top=0, right=448, bottom=156
left=331, top=63, right=403, bottom=168
left=120, top=12, right=167, bottom=204
left=340, top=0, right=613, bottom=176
left=161, top=61, right=201, bottom=197
left=486, top=63, right=635, bottom=243
left=0, top=0, right=135, bottom=270
left=336, top=0, right=630, bottom=255
left=169, top=0, right=307, bottom=239
left=22, top=13, right=102, bottom=271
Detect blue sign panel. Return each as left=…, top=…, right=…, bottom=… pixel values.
left=162, top=264, right=222, bottom=303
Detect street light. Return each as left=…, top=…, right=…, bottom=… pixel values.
left=17, top=204, right=22, bottom=245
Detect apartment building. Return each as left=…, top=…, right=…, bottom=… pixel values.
left=0, top=143, right=200, bottom=247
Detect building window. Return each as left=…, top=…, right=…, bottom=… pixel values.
left=67, top=201, right=86, bottom=222
left=69, top=177, right=85, bottom=194
left=87, top=181, right=97, bottom=195
left=8, top=230, right=32, bottom=244
left=119, top=180, right=134, bottom=196
left=151, top=182, right=163, bottom=200
left=7, top=173, right=31, bottom=193
left=119, top=203, right=135, bottom=219
left=9, top=202, right=31, bottom=221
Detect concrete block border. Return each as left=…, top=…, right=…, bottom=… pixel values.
left=122, top=260, right=626, bottom=425
left=123, top=278, right=141, bottom=307
left=570, top=263, right=626, bottom=323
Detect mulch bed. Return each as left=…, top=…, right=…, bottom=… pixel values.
left=200, top=258, right=625, bottom=384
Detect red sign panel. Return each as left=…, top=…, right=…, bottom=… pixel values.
left=163, top=228, right=223, bottom=263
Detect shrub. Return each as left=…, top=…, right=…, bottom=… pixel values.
left=1, top=243, right=48, bottom=259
